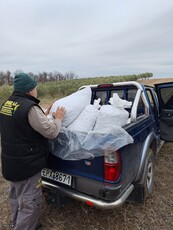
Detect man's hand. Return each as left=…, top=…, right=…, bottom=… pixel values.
left=44, top=104, right=53, bottom=116
left=52, top=106, right=65, bottom=121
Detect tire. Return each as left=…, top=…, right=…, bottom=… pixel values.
left=128, top=148, right=155, bottom=204
left=143, top=149, right=155, bottom=198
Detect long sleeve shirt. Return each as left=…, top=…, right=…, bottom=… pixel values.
left=28, top=106, right=61, bottom=139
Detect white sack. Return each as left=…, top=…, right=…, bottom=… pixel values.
left=94, top=94, right=132, bottom=129
left=94, top=105, right=129, bottom=130
left=109, top=93, right=132, bottom=108
left=67, top=99, right=101, bottom=132
left=48, top=87, right=92, bottom=127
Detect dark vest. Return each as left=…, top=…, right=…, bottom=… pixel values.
left=0, top=91, right=49, bottom=181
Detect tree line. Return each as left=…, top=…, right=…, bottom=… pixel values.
left=0, top=70, right=153, bottom=86
left=0, top=72, right=153, bottom=104
left=0, top=70, right=78, bottom=86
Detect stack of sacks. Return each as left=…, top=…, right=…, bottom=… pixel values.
left=49, top=93, right=134, bottom=160
left=94, top=93, right=132, bottom=131
left=67, top=98, right=101, bottom=132
left=48, top=87, right=92, bottom=127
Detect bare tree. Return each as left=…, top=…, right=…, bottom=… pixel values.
left=14, top=69, right=23, bottom=75
left=6, top=70, right=12, bottom=84
left=65, top=71, right=77, bottom=80
left=47, top=72, right=55, bottom=82
left=0, top=71, right=4, bottom=85
left=27, top=72, right=34, bottom=78
left=53, top=71, right=64, bottom=81
left=0, top=69, right=79, bottom=85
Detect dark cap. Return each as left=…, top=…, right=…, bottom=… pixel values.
left=14, top=73, right=37, bottom=92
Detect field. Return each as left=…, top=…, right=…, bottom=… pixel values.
left=137, top=77, right=173, bottom=86
left=0, top=78, right=173, bottom=230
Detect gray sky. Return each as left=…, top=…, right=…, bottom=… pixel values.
left=1, top=0, right=173, bottom=78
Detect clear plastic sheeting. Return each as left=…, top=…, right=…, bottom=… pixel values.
left=49, top=128, right=94, bottom=160
left=49, top=126, right=134, bottom=161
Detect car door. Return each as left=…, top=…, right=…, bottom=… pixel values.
left=155, top=82, right=173, bottom=141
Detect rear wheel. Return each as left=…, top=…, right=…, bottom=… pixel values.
left=144, top=150, right=155, bottom=197
left=128, top=148, right=155, bottom=204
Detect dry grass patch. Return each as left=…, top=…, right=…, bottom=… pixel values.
left=1, top=143, right=171, bottom=230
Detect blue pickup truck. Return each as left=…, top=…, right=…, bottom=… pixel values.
left=41, top=81, right=173, bottom=209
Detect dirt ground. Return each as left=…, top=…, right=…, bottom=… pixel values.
left=0, top=142, right=172, bottom=230
left=0, top=78, right=173, bottom=230
left=137, top=77, right=173, bottom=86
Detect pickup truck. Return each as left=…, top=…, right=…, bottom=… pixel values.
left=41, top=81, right=173, bottom=209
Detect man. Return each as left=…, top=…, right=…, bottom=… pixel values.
left=0, top=73, right=65, bottom=230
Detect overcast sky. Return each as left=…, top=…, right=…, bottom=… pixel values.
left=1, top=0, right=173, bottom=78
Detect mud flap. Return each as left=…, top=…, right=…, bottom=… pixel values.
left=126, top=185, right=145, bottom=204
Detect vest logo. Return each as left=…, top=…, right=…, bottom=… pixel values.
left=0, top=100, right=20, bottom=116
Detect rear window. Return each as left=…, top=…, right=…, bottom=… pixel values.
left=91, top=85, right=146, bottom=119
left=111, top=89, right=137, bottom=103
left=110, top=89, right=124, bottom=98
left=93, top=88, right=140, bottom=106
left=94, top=91, right=108, bottom=105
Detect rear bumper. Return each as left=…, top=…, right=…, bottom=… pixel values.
left=41, top=180, right=134, bottom=209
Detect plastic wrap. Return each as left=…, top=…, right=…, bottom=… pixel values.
left=82, top=126, right=133, bottom=152
left=49, top=128, right=94, bottom=160
left=49, top=126, right=134, bottom=160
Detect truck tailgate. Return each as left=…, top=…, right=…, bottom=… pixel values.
left=47, top=153, right=104, bottom=182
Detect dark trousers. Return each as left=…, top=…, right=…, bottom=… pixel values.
left=9, top=172, right=42, bottom=230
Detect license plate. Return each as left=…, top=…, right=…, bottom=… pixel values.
left=41, top=168, right=72, bottom=186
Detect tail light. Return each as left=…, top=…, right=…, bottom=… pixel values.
left=104, top=151, right=121, bottom=181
